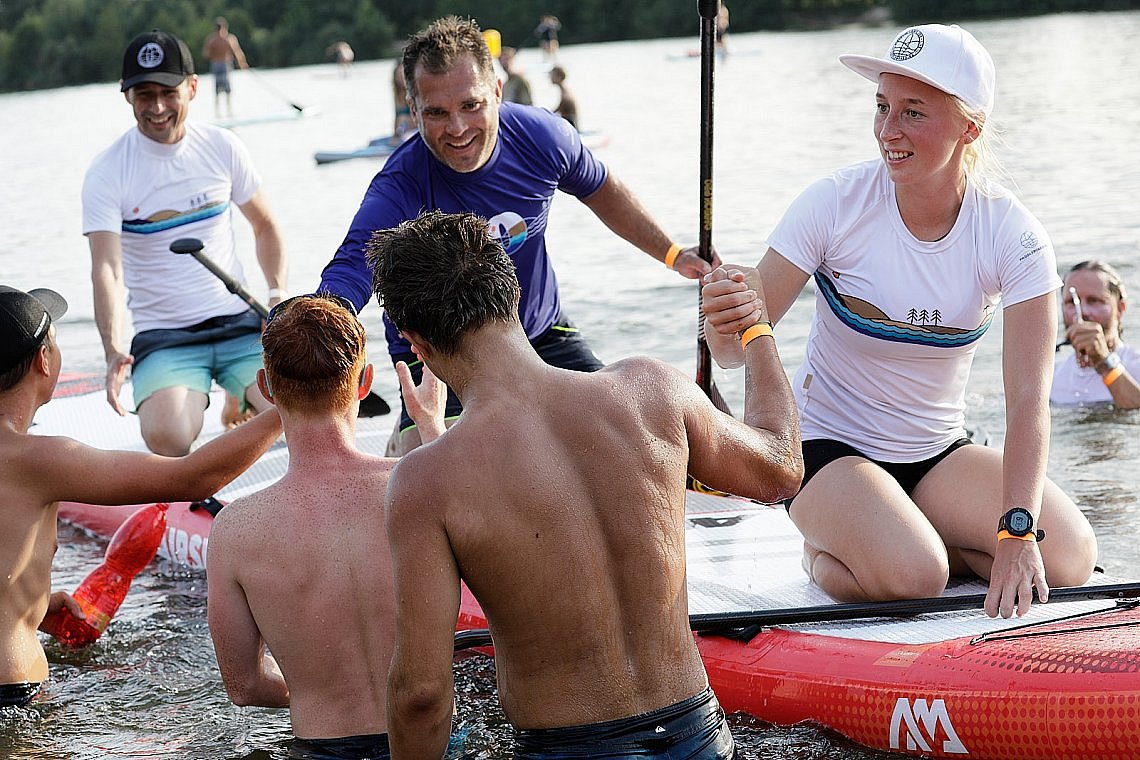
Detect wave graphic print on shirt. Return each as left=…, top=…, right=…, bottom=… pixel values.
left=123, top=200, right=229, bottom=235
left=815, top=271, right=993, bottom=349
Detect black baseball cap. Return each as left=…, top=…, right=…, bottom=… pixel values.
left=0, top=286, right=68, bottom=374
left=120, top=30, right=195, bottom=92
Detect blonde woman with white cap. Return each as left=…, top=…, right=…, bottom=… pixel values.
left=701, top=24, right=1097, bottom=619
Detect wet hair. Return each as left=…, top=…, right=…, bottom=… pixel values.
left=261, top=296, right=366, bottom=412
left=367, top=211, right=520, bottom=356
left=402, top=16, right=495, bottom=103
left=0, top=330, right=52, bottom=393
left=1067, top=259, right=1127, bottom=335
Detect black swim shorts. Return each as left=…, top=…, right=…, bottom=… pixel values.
left=0, top=681, right=42, bottom=708
left=289, top=732, right=389, bottom=760
left=785, top=437, right=973, bottom=510
left=514, top=686, right=739, bottom=759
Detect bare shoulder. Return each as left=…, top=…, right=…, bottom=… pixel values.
left=384, top=448, right=448, bottom=523
left=3, top=432, right=85, bottom=489
left=209, top=490, right=274, bottom=545
left=598, top=356, right=700, bottom=398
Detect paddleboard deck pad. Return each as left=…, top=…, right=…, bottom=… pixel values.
left=41, top=376, right=1140, bottom=759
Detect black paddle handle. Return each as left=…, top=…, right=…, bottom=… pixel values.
left=170, top=238, right=269, bottom=319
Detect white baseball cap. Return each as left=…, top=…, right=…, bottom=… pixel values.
left=839, top=24, right=995, bottom=117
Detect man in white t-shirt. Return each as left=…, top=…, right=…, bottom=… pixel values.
left=82, top=30, right=287, bottom=456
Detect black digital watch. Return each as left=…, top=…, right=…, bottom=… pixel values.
left=997, top=507, right=1046, bottom=542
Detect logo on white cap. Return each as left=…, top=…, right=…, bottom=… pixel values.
left=138, top=42, right=165, bottom=69
left=890, top=29, right=924, bottom=61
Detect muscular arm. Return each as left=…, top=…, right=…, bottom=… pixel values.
left=581, top=173, right=719, bottom=279
left=88, top=231, right=133, bottom=415
left=386, top=460, right=459, bottom=759
left=24, top=408, right=282, bottom=507
left=986, top=293, right=1054, bottom=617
left=701, top=248, right=810, bottom=368
left=676, top=306, right=804, bottom=503
left=207, top=517, right=289, bottom=708
left=238, top=191, right=287, bottom=303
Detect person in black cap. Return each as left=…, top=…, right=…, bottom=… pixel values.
left=0, top=284, right=282, bottom=706
left=82, top=29, right=287, bottom=457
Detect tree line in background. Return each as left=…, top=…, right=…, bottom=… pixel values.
left=2, top=0, right=1137, bottom=92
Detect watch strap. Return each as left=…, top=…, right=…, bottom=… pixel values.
left=997, top=528, right=1046, bottom=542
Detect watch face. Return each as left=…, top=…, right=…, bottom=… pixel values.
left=1008, top=509, right=1032, bottom=533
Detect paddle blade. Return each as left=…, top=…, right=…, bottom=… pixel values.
left=359, top=390, right=391, bottom=417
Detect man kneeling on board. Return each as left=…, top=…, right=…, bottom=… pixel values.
left=206, top=295, right=446, bottom=759
left=371, top=211, right=804, bottom=758
left=0, top=285, right=282, bottom=707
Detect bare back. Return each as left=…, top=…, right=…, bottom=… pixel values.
left=203, top=32, right=239, bottom=65
left=0, top=432, right=59, bottom=684
left=208, top=451, right=396, bottom=739
left=392, top=357, right=763, bottom=729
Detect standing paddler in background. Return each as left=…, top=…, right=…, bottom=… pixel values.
left=371, top=211, right=802, bottom=759
left=202, top=16, right=249, bottom=118
left=319, top=15, right=717, bottom=457
left=207, top=295, right=447, bottom=760
left=1051, top=260, right=1140, bottom=408
left=701, top=24, right=1097, bottom=618
left=0, top=285, right=282, bottom=707
left=83, top=30, right=288, bottom=457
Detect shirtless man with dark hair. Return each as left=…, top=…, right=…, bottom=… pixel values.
left=370, top=211, right=802, bottom=758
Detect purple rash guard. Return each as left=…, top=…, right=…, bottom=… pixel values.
left=319, top=102, right=608, bottom=355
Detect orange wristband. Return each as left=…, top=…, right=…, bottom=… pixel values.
left=740, top=321, right=773, bottom=350
left=663, top=243, right=682, bottom=269
left=997, top=529, right=1036, bottom=543
left=1103, top=366, right=1124, bottom=386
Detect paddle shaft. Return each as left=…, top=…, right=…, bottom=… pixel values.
left=453, top=582, right=1140, bottom=650
left=170, top=238, right=268, bottom=318
left=247, top=68, right=305, bottom=113
left=169, top=237, right=390, bottom=416
left=696, top=0, right=732, bottom=416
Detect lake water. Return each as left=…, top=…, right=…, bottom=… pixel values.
left=3, top=11, right=1140, bottom=758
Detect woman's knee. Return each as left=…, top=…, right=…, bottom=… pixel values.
left=1044, top=525, right=1099, bottom=587
left=871, top=557, right=950, bottom=600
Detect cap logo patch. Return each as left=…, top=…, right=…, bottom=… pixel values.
left=890, top=29, right=925, bottom=61
left=137, top=42, right=166, bottom=69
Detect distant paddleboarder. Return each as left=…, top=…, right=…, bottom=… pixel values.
left=202, top=16, right=249, bottom=117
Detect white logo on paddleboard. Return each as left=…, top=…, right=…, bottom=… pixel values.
left=160, top=526, right=208, bottom=568
left=890, top=697, right=968, bottom=754
left=137, top=42, right=166, bottom=69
